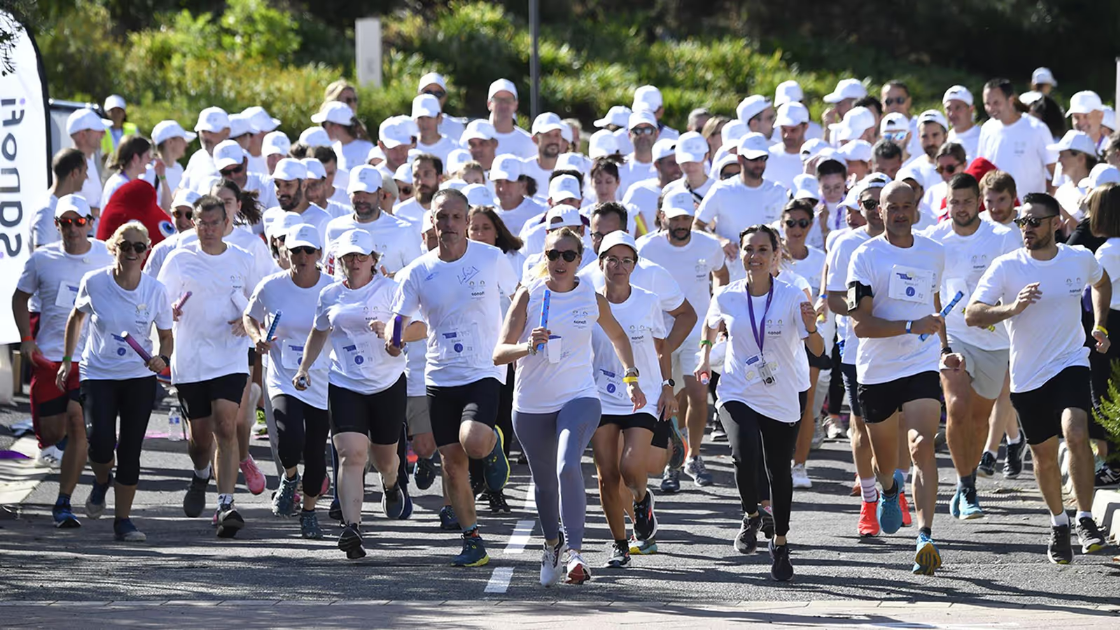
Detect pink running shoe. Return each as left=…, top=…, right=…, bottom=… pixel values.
left=240, top=456, right=266, bottom=495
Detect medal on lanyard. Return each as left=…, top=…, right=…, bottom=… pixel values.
left=748, top=282, right=777, bottom=386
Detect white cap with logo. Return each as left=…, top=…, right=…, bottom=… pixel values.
left=652, top=139, right=677, bottom=162
left=838, top=140, right=873, bottom=163
left=823, top=78, right=867, bottom=104
left=532, top=112, right=565, bottom=136
left=263, top=131, right=291, bottom=157
left=1082, top=164, right=1120, bottom=189
left=152, top=120, right=197, bottom=146
left=287, top=223, right=323, bottom=251
left=545, top=205, right=582, bottom=229
left=461, top=119, right=496, bottom=143
left=774, top=80, right=804, bottom=107
left=594, top=106, right=632, bottom=129
left=776, top=102, right=810, bottom=128
left=792, top=174, right=820, bottom=200
left=334, top=229, right=376, bottom=258
left=393, top=163, right=413, bottom=185
left=412, top=94, right=442, bottom=119
left=463, top=183, right=498, bottom=207
left=880, top=112, right=910, bottom=135
left=942, top=85, right=974, bottom=107
left=242, top=106, right=281, bottom=133
left=1067, top=91, right=1105, bottom=116
left=916, top=110, right=949, bottom=130
left=589, top=129, right=620, bottom=158
left=103, top=95, right=126, bottom=112
left=675, top=131, right=708, bottom=164
left=736, top=95, right=772, bottom=123
left=299, top=127, right=332, bottom=148
left=633, top=85, right=663, bottom=112
left=379, top=116, right=415, bottom=148
left=348, top=165, right=383, bottom=194
left=1047, top=130, right=1097, bottom=155
left=490, top=155, right=522, bottom=182
left=488, top=79, right=518, bottom=100
left=548, top=174, right=582, bottom=203
left=66, top=108, right=111, bottom=136
left=1031, top=67, right=1057, bottom=87
left=311, top=101, right=355, bottom=125
left=418, top=72, right=447, bottom=93
left=302, top=158, right=326, bottom=181
left=598, top=230, right=638, bottom=258
left=55, top=194, right=92, bottom=218
left=194, top=106, right=231, bottom=133
left=228, top=113, right=258, bottom=139
left=172, top=189, right=201, bottom=210
left=272, top=158, right=308, bottom=182
left=662, top=190, right=697, bottom=219
left=212, top=140, right=247, bottom=171
left=628, top=110, right=658, bottom=131
left=737, top=132, right=770, bottom=160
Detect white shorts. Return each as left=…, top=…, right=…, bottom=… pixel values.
left=948, top=337, right=1010, bottom=401
left=672, top=336, right=703, bottom=394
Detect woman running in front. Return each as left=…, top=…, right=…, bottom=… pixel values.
left=293, top=229, right=424, bottom=559
left=694, top=224, right=823, bottom=582
left=588, top=231, right=680, bottom=569
left=244, top=224, right=334, bottom=538
left=57, top=221, right=173, bottom=541
left=494, top=226, right=646, bottom=586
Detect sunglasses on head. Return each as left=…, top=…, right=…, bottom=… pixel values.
left=784, top=218, right=811, bottom=228
left=545, top=249, right=579, bottom=262
left=118, top=241, right=148, bottom=254
left=423, top=89, right=446, bottom=99
left=631, top=127, right=656, bottom=136
left=936, top=163, right=960, bottom=175
left=860, top=198, right=880, bottom=211
left=221, top=164, right=244, bottom=177
left=884, top=97, right=908, bottom=106
left=288, top=246, right=317, bottom=256
left=57, top=216, right=90, bottom=228
left=1013, top=214, right=1057, bottom=228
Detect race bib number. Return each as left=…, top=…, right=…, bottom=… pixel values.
left=104, top=333, right=131, bottom=359
left=595, top=368, right=629, bottom=402
left=55, top=281, right=79, bottom=308
left=281, top=340, right=306, bottom=370
left=888, top=266, right=934, bottom=304
left=343, top=340, right=376, bottom=375
left=437, top=327, right=478, bottom=361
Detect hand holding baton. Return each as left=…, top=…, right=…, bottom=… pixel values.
left=391, top=314, right=403, bottom=348
left=919, top=290, right=964, bottom=341
left=173, top=291, right=192, bottom=311
left=536, top=289, right=551, bottom=353
left=121, top=331, right=152, bottom=362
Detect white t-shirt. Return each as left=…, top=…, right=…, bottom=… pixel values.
left=825, top=228, right=872, bottom=366
left=922, top=181, right=948, bottom=220
left=902, top=154, right=941, bottom=191
left=977, top=115, right=1056, bottom=196
left=765, top=145, right=802, bottom=192
left=924, top=219, right=1019, bottom=351
left=180, top=149, right=219, bottom=194
left=243, top=173, right=279, bottom=218
left=947, top=125, right=980, bottom=163
left=973, top=244, right=1102, bottom=392
left=696, top=176, right=788, bottom=281
left=847, top=233, right=945, bottom=384
left=439, top=116, right=467, bottom=144
left=334, top=139, right=375, bottom=173
left=784, top=246, right=827, bottom=297
left=663, top=176, right=714, bottom=204
left=513, top=277, right=600, bottom=414
left=618, top=156, right=657, bottom=200
left=776, top=269, right=814, bottom=391
left=520, top=157, right=553, bottom=201
left=157, top=243, right=260, bottom=384
left=592, top=285, right=666, bottom=418
left=80, top=155, right=103, bottom=209
left=706, top=278, right=809, bottom=422
left=416, top=137, right=461, bottom=169
left=621, top=179, right=663, bottom=236
left=392, top=241, right=519, bottom=387
left=75, top=267, right=173, bottom=381
left=29, top=194, right=59, bottom=250
left=314, top=275, right=405, bottom=395
left=493, top=127, right=537, bottom=160
left=496, top=197, right=547, bottom=236
left=16, top=240, right=114, bottom=361
left=143, top=232, right=180, bottom=279
left=1096, top=238, right=1120, bottom=310
left=247, top=270, right=335, bottom=408
left=261, top=204, right=332, bottom=246
left=101, top=172, right=132, bottom=209
left=176, top=227, right=275, bottom=286
left=637, top=231, right=724, bottom=339
left=579, top=258, right=686, bottom=322
left=323, top=213, right=421, bottom=277
left=393, top=198, right=427, bottom=226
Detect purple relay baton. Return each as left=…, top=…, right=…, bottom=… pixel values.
left=392, top=314, right=403, bottom=348
left=121, top=331, right=152, bottom=363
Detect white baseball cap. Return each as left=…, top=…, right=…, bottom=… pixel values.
left=736, top=95, right=772, bottom=123
left=720, top=120, right=747, bottom=148
left=830, top=106, right=876, bottom=141
left=548, top=174, right=582, bottom=203
left=712, top=153, right=741, bottom=177
left=675, top=131, right=708, bottom=164
left=66, top=108, right=111, bottom=135
left=439, top=179, right=468, bottom=192
left=662, top=190, right=697, bottom=219
left=555, top=152, right=589, bottom=175
left=299, top=126, right=332, bottom=148
left=212, top=140, right=248, bottom=171
left=367, top=145, right=385, bottom=164
left=348, top=165, right=383, bottom=193
left=815, top=148, right=843, bottom=168
left=1082, top=164, right=1120, bottom=189
left=302, top=158, right=326, bottom=181
left=272, top=158, right=308, bottom=182
left=737, top=132, right=770, bottom=160
left=589, top=129, right=620, bottom=158
left=633, top=85, right=663, bottom=112
left=1020, top=91, right=1044, bottom=107
left=792, top=174, right=820, bottom=200
left=800, top=138, right=827, bottom=163
left=461, top=119, right=496, bottom=142
left=393, top=162, right=413, bottom=185
left=942, top=85, right=974, bottom=107
left=1031, top=67, right=1057, bottom=87
left=411, top=94, right=442, bottom=119
left=490, top=155, right=522, bottom=182
left=417, top=72, right=447, bottom=93
left=628, top=110, right=658, bottom=131
left=652, top=139, right=677, bottom=162
left=916, top=109, right=949, bottom=130
left=334, top=229, right=376, bottom=257
left=151, top=120, right=196, bottom=146
left=838, top=140, right=873, bottom=163
left=267, top=211, right=302, bottom=239
left=194, top=106, right=230, bottom=133
left=378, top=116, right=416, bottom=149
left=880, top=112, right=910, bottom=135
left=263, top=131, right=291, bottom=157
left=775, top=102, right=810, bottom=128
left=545, top=205, right=582, bottom=228
left=103, top=95, right=126, bottom=112
left=1067, top=91, right=1105, bottom=117
left=463, top=183, right=498, bottom=207
left=558, top=121, right=574, bottom=144
left=774, top=80, right=804, bottom=107
left=446, top=148, right=472, bottom=174
left=1047, top=130, right=1097, bottom=154
left=594, top=105, right=632, bottom=129
left=1103, top=106, right=1116, bottom=131
left=311, top=101, right=355, bottom=125
left=895, top=163, right=924, bottom=185
left=860, top=172, right=893, bottom=190
left=55, top=194, right=91, bottom=218
left=488, top=78, right=518, bottom=100
left=228, top=113, right=258, bottom=139
left=286, top=223, right=322, bottom=251
left=531, top=112, right=565, bottom=135
left=597, top=230, right=637, bottom=258
left=171, top=189, right=201, bottom=210
left=242, top=106, right=281, bottom=133
left=823, top=78, right=867, bottom=104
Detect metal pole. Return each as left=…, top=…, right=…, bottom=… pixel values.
left=529, top=0, right=540, bottom=120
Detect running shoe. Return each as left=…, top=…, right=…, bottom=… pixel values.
left=183, top=473, right=210, bottom=518
left=660, top=468, right=681, bottom=494
left=1004, top=441, right=1026, bottom=479
left=958, top=486, right=984, bottom=520
left=603, top=540, right=630, bottom=569
left=415, top=457, right=438, bottom=491
left=949, top=487, right=961, bottom=519
left=1094, top=462, right=1120, bottom=487
left=667, top=421, right=687, bottom=470
left=487, top=489, right=512, bottom=514
left=899, top=488, right=913, bottom=527
left=215, top=502, right=244, bottom=538
left=734, top=513, right=763, bottom=554
left=240, top=456, right=266, bottom=495
left=760, top=505, right=775, bottom=540
left=113, top=518, right=146, bottom=542
left=825, top=416, right=847, bottom=439
left=382, top=481, right=405, bottom=519
left=272, top=473, right=300, bottom=517
left=632, top=491, right=657, bottom=541
left=452, top=531, right=489, bottom=567
left=86, top=473, right=112, bottom=519
left=52, top=502, right=80, bottom=529
left=810, top=420, right=824, bottom=450
left=711, top=421, right=728, bottom=443
left=439, top=505, right=460, bottom=530
left=791, top=463, right=812, bottom=489
left=253, top=408, right=268, bottom=437
left=1048, top=523, right=1073, bottom=564
left=300, top=511, right=324, bottom=539
left=912, top=531, right=942, bottom=575
left=398, top=484, right=413, bottom=520
left=565, top=552, right=591, bottom=584
left=38, top=445, right=63, bottom=468
left=329, top=498, right=343, bottom=523
left=483, top=427, right=510, bottom=492
left=629, top=535, right=658, bottom=555
left=685, top=456, right=714, bottom=487
left=338, top=524, right=366, bottom=559
left=540, top=532, right=567, bottom=586
left=878, top=473, right=905, bottom=535
left=977, top=451, right=997, bottom=478
left=858, top=496, right=880, bottom=537
left=769, top=540, right=794, bottom=582
left=1075, top=516, right=1106, bottom=554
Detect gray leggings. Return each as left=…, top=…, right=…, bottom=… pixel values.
left=512, top=397, right=602, bottom=550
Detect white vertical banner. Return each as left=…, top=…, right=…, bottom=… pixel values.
left=0, top=12, right=50, bottom=344
left=355, top=17, right=382, bottom=88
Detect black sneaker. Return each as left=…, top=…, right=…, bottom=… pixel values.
left=338, top=523, right=366, bottom=559
left=439, top=505, right=460, bottom=530
left=183, top=474, right=210, bottom=518
left=603, top=541, right=630, bottom=569
left=1004, top=441, right=1026, bottom=479
left=1094, top=462, right=1120, bottom=487
left=329, top=497, right=343, bottom=523
left=711, top=421, right=728, bottom=442
left=415, top=457, right=438, bottom=491
left=734, top=514, right=763, bottom=554
left=381, top=481, right=405, bottom=519
left=1075, top=516, right=1106, bottom=554
left=977, top=451, right=997, bottom=478
left=769, top=540, right=794, bottom=582
left=487, top=489, right=511, bottom=514
left=215, top=502, right=244, bottom=538
left=632, top=491, right=657, bottom=541
left=760, top=506, right=775, bottom=540
left=1047, top=523, right=1073, bottom=564
left=660, top=468, right=681, bottom=494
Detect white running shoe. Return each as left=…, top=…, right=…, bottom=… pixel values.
left=539, top=535, right=566, bottom=587
left=791, top=463, right=812, bottom=489
left=565, top=551, right=591, bottom=584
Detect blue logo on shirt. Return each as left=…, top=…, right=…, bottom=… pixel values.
left=896, top=272, right=913, bottom=281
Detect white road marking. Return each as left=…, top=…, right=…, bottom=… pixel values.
left=483, top=567, right=514, bottom=593
left=523, top=482, right=536, bottom=512
left=503, top=519, right=535, bottom=555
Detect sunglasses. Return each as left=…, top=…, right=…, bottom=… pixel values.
left=883, top=131, right=908, bottom=143
left=631, top=127, right=657, bottom=136
left=860, top=199, right=880, bottom=211
left=57, top=216, right=90, bottom=228
left=936, top=163, right=960, bottom=175
left=545, top=249, right=579, bottom=262
left=884, top=97, right=908, bottom=106
left=784, top=218, right=811, bottom=228
left=1013, top=214, right=1057, bottom=228
left=118, top=241, right=148, bottom=254
left=422, top=89, right=446, bottom=99
left=220, top=164, right=244, bottom=177
left=288, top=246, right=317, bottom=255
left=720, top=170, right=740, bottom=180
left=745, top=155, right=769, bottom=163
left=173, top=209, right=193, bottom=220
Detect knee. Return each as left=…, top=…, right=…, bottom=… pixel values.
left=909, top=433, right=934, bottom=461
left=557, top=456, right=582, bottom=483
left=1064, top=420, right=1089, bottom=446
left=337, top=445, right=368, bottom=468
left=412, top=433, right=436, bottom=458
left=619, top=459, right=645, bottom=486
left=460, top=426, right=493, bottom=459
left=115, top=457, right=141, bottom=486
left=38, top=420, right=66, bottom=447
left=597, top=463, right=622, bottom=488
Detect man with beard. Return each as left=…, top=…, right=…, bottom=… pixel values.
left=323, top=165, right=418, bottom=279
left=901, top=111, right=949, bottom=191
left=261, top=158, right=332, bottom=244
left=638, top=191, right=727, bottom=490
left=394, top=154, right=442, bottom=226
left=618, top=110, right=662, bottom=199
left=521, top=113, right=565, bottom=198
left=181, top=107, right=232, bottom=194
left=924, top=174, right=1019, bottom=521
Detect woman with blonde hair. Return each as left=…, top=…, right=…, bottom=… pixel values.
left=322, top=79, right=373, bottom=170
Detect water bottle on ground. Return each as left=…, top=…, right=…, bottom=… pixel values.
left=168, top=405, right=183, bottom=442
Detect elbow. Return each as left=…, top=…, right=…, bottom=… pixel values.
left=851, top=320, right=869, bottom=338
left=963, top=312, right=980, bottom=328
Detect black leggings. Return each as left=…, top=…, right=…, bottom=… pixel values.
left=82, top=377, right=158, bottom=486
left=272, top=394, right=330, bottom=496
left=718, top=401, right=800, bottom=537
left=827, top=337, right=844, bottom=415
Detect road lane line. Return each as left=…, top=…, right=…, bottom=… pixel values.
left=503, top=519, right=535, bottom=555
left=523, top=482, right=536, bottom=512
left=484, top=567, right=514, bottom=593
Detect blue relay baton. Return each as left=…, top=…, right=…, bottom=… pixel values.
left=537, top=289, right=551, bottom=353
left=919, top=291, right=964, bottom=341
left=265, top=310, right=282, bottom=341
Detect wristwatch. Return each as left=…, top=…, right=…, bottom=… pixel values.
left=662, top=378, right=675, bottom=388
left=624, top=367, right=639, bottom=378
left=159, top=354, right=171, bottom=365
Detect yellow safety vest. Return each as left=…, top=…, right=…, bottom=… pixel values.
left=102, top=121, right=139, bottom=155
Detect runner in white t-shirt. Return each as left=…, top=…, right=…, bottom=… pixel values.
left=977, top=79, right=1057, bottom=196
left=490, top=155, right=547, bottom=235
left=967, top=192, right=1112, bottom=564
left=847, top=181, right=947, bottom=575
left=260, top=158, right=332, bottom=245
left=487, top=79, right=536, bottom=159
left=323, top=165, right=420, bottom=278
